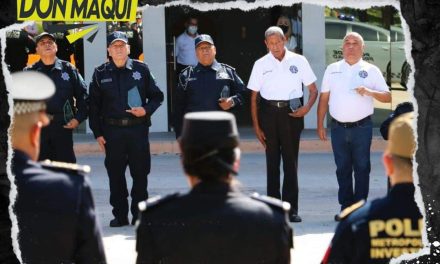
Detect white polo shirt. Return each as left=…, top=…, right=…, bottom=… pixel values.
left=175, top=32, right=198, bottom=66
left=321, top=59, right=389, bottom=122
left=247, top=49, right=316, bottom=100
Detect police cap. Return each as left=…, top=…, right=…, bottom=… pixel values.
left=194, top=34, right=214, bottom=47
left=35, top=32, right=56, bottom=45
left=107, top=31, right=128, bottom=46
left=387, top=112, right=415, bottom=158
left=10, top=71, right=55, bottom=115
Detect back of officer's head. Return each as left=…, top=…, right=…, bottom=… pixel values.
left=384, top=112, right=415, bottom=183
left=10, top=71, right=55, bottom=160
left=179, top=111, right=240, bottom=182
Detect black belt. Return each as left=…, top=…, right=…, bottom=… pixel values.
left=105, top=117, right=147, bottom=127
left=333, top=116, right=371, bottom=128
left=262, top=98, right=289, bottom=108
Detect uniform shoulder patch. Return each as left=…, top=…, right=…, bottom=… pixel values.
left=40, top=159, right=91, bottom=175
left=251, top=192, right=291, bottom=212
left=220, top=63, right=236, bottom=71
left=337, top=200, right=366, bottom=221
left=138, top=193, right=180, bottom=212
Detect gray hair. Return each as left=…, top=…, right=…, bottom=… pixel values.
left=343, top=32, right=365, bottom=46
left=265, top=26, right=285, bottom=39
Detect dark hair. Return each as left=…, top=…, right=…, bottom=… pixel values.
left=181, top=146, right=236, bottom=182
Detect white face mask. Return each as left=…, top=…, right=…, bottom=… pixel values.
left=187, top=25, right=198, bottom=35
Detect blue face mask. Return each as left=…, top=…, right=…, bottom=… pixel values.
left=187, top=25, right=198, bottom=35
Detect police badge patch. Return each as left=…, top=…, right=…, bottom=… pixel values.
left=61, top=72, right=70, bottom=81
left=359, top=70, right=368, bottom=78
left=289, top=65, right=298, bottom=74
left=132, top=71, right=142, bottom=80
left=216, top=71, right=229, bottom=79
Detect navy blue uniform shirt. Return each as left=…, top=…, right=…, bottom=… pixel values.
left=12, top=150, right=106, bottom=264
left=173, top=60, right=245, bottom=137
left=24, top=58, right=88, bottom=124
left=322, top=183, right=423, bottom=264
left=89, top=58, right=164, bottom=138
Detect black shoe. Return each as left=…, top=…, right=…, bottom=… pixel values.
left=289, top=215, right=302, bottom=223
left=334, top=214, right=341, bottom=222
left=109, top=218, right=129, bottom=227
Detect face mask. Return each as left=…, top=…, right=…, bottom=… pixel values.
left=278, top=25, right=289, bottom=34
left=187, top=25, right=198, bottom=35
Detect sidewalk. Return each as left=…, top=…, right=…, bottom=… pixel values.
left=73, top=128, right=387, bottom=155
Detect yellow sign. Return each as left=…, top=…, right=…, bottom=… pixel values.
left=17, top=0, right=138, bottom=22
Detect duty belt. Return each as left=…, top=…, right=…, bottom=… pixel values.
left=105, top=117, right=147, bottom=127
left=262, top=98, right=290, bottom=108
left=333, top=116, right=371, bottom=128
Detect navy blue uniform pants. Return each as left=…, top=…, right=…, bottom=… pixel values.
left=103, top=123, right=150, bottom=221
left=330, top=118, right=372, bottom=211
left=260, top=104, right=303, bottom=215
left=39, top=122, right=76, bottom=163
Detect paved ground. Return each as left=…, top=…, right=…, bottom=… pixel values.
left=79, top=150, right=389, bottom=263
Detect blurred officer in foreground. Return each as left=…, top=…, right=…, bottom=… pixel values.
left=10, top=71, right=106, bottom=263
left=25, top=32, right=88, bottom=163
left=322, top=113, right=423, bottom=264
left=89, top=31, right=164, bottom=227
left=173, top=34, right=245, bottom=138
left=136, top=111, right=293, bottom=264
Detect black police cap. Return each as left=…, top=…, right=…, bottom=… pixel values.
left=35, top=32, right=56, bottom=45
left=180, top=111, right=238, bottom=150
left=194, top=34, right=214, bottom=47
left=107, top=31, right=128, bottom=46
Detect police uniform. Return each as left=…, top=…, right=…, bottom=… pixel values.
left=13, top=150, right=106, bottom=264
left=174, top=60, right=245, bottom=138
left=136, top=111, right=293, bottom=264
left=321, top=59, right=389, bottom=211
left=10, top=71, right=106, bottom=264
left=5, top=29, right=36, bottom=72
left=322, top=184, right=423, bottom=264
left=89, top=32, right=164, bottom=225
left=248, top=48, right=317, bottom=219
left=25, top=57, right=88, bottom=163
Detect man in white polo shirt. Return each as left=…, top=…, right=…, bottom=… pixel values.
left=248, top=26, right=318, bottom=223
left=317, top=32, right=391, bottom=221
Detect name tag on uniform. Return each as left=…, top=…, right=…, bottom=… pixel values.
left=187, top=77, right=197, bottom=81
left=101, top=78, right=112, bottom=84
left=330, top=71, right=342, bottom=74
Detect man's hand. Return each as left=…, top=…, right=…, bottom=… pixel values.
left=63, top=118, right=79, bottom=129
left=126, top=107, right=146, bottom=117
left=218, top=97, right=234, bottom=110
left=289, top=105, right=310, bottom=118
left=355, top=86, right=373, bottom=97
left=254, top=126, right=266, bottom=148
left=96, top=136, right=106, bottom=152
left=317, top=126, right=327, bottom=141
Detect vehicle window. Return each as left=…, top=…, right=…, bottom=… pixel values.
left=325, top=22, right=346, bottom=39
left=396, top=30, right=404, bottom=41
left=352, top=25, right=378, bottom=41
left=378, top=31, right=388, bottom=42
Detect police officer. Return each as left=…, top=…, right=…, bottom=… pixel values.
left=248, top=26, right=318, bottom=222
left=10, top=71, right=106, bottom=263
left=173, top=34, right=245, bottom=138
left=136, top=111, right=293, bottom=264
left=24, top=32, right=88, bottom=163
left=321, top=113, right=423, bottom=264
left=5, top=28, right=36, bottom=72
left=89, top=31, right=164, bottom=227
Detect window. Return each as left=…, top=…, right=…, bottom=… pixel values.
left=352, top=25, right=378, bottom=41
left=325, top=22, right=347, bottom=39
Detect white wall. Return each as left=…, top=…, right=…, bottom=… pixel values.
left=302, top=4, right=326, bottom=129
left=142, top=7, right=168, bottom=132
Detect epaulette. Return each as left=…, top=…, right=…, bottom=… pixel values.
left=220, top=63, right=236, bottom=71
left=336, top=200, right=365, bottom=221
left=40, top=159, right=91, bottom=175
left=251, top=192, right=291, bottom=212
left=138, top=193, right=180, bottom=212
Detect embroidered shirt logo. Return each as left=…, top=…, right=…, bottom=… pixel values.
left=132, top=71, right=142, bottom=81
left=289, top=65, right=298, bottom=74
left=359, top=70, right=368, bottom=78
left=61, top=72, right=70, bottom=81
